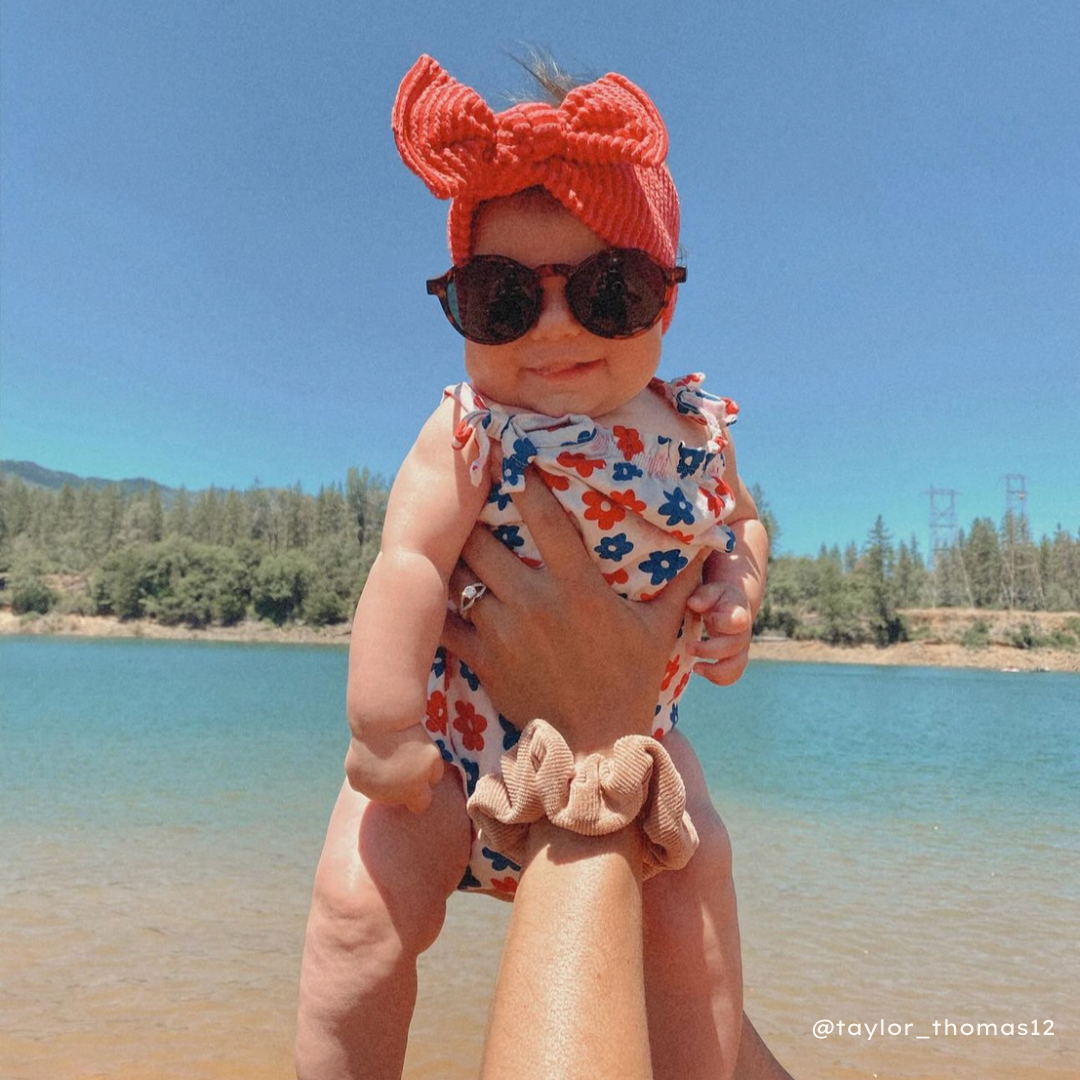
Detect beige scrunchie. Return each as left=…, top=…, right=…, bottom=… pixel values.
left=466, top=719, right=699, bottom=878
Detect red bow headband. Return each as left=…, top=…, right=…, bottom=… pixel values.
left=392, top=55, right=681, bottom=312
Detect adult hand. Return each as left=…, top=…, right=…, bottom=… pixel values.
left=441, top=467, right=705, bottom=755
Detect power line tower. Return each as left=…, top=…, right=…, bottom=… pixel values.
left=924, top=486, right=972, bottom=606
left=924, top=487, right=960, bottom=570
left=1004, top=473, right=1029, bottom=521
left=1000, top=474, right=1043, bottom=608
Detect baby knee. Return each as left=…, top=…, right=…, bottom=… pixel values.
left=311, top=856, right=448, bottom=959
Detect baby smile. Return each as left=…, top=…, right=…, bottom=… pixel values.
left=528, top=358, right=604, bottom=378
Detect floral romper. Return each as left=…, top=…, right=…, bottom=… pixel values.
left=424, top=373, right=740, bottom=898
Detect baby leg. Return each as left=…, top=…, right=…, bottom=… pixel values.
left=296, top=769, right=471, bottom=1080
left=643, top=730, right=744, bottom=1080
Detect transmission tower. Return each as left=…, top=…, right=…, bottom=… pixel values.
left=1000, top=474, right=1043, bottom=608
left=1004, top=474, right=1029, bottom=521
left=923, top=486, right=960, bottom=570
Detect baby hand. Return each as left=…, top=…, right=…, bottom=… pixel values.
left=345, top=724, right=445, bottom=814
left=685, top=572, right=753, bottom=687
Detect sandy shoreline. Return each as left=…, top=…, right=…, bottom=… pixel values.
left=3, top=608, right=1077, bottom=673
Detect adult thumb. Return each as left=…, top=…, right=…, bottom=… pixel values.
left=644, top=550, right=708, bottom=635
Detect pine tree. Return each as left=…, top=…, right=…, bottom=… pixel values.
left=963, top=517, right=1000, bottom=607
left=861, top=516, right=906, bottom=644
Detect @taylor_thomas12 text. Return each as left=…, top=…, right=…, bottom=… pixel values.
left=812, top=1019, right=1055, bottom=1041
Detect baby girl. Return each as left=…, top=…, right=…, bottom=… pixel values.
left=299, top=54, right=769, bottom=1080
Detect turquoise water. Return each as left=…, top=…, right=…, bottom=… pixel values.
left=2, top=637, right=1077, bottom=1079
left=6, top=638, right=1075, bottom=832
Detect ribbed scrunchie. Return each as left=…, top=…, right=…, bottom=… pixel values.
left=467, top=719, right=700, bottom=879
left=392, top=55, right=681, bottom=329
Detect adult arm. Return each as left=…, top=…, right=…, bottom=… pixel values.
left=448, top=470, right=794, bottom=1080
left=481, top=821, right=653, bottom=1080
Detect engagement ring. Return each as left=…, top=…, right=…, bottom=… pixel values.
left=459, top=582, right=488, bottom=618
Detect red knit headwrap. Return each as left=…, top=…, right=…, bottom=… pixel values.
left=392, top=55, right=682, bottom=330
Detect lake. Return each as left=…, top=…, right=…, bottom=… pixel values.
left=1, top=636, right=1076, bottom=1079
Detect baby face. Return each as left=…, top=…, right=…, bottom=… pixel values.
left=463, top=193, right=664, bottom=418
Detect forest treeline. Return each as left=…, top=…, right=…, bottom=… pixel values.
left=1, top=471, right=1077, bottom=647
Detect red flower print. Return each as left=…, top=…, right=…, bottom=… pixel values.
left=602, top=568, right=629, bottom=587
left=675, top=374, right=700, bottom=388
left=671, top=530, right=695, bottom=545
left=640, top=590, right=659, bottom=601
left=557, top=451, right=606, bottom=477
left=538, top=468, right=571, bottom=491
left=453, top=420, right=473, bottom=447
left=491, top=876, right=518, bottom=895
left=653, top=728, right=665, bottom=740
left=609, top=489, right=647, bottom=516
left=674, top=672, right=691, bottom=697
left=582, top=490, right=626, bottom=531
left=425, top=690, right=448, bottom=735
left=661, top=656, right=681, bottom=691
left=521, top=556, right=543, bottom=568
left=613, top=425, right=644, bottom=461
left=453, top=701, right=487, bottom=752
left=705, top=479, right=735, bottom=519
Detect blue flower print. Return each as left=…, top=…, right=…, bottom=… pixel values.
left=501, top=436, right=537, bottom=489
left=487, top=482, right=512, bottom=511
left=677, top=445, right=706, bottom=478
left=657, top=435, right=672, bottom=444
left=493, top=524, right=525, bottom=551
left=670, top=702, right=680, bottom=727
left=458, top=865, right=482, bottom=889
left=674, top=391, right=702, bottom=417
left=659, top=487, right=695, bottom=527
left=612, top=461, right=643, bottom=482
left=723, top=526, right=736, bottom=553
left=435, top=739, right=453, bottom=763
left=431, top=647, right=446, bottom=678
left=461, top=758, right=480, bottom=796
left=459, top=660, right=481, bottom=691
left=482, top=847, right=523, bottom=873
left=638, top=548, right=689, bottom=586
left=499, top=715, right=521, bottom=751
left=594, top=532, right=634, bottom=562
left=561, top=427, right=597, bottom=446
left=654, top=703, right=663, bottom=716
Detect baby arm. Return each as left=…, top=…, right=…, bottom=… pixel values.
left=687, top=427, right=770, bottom=685
left=344, top=396, right=490, bottom=811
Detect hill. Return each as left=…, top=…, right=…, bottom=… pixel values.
left=0, top=460, right=174, bottom=497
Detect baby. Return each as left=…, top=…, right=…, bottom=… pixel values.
left=299, top=55, right=768, bottom=1080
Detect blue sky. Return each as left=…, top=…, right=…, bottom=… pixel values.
left=2, top=0, right=1077, bottom=555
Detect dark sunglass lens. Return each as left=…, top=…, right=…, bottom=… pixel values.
left=567, top=250, right=668, bottom=338
left=452, top=257, right=539, bottom=344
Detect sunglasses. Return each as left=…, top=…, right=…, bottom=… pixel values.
left=426, top=248, right=687, bottom=345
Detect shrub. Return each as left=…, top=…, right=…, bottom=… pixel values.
left=56, top=589, right=97, bottom=616
left=92, top=550, right=146, bottom=618
left=1008, top=622, right=1046, bottom=650
left=11, top=577, right=56, bottom=615
left=303, top=586, right=348, bottom=626
left=961, top=619, right=991, bottom=649
left=253, top=551, right=317, bottom=624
